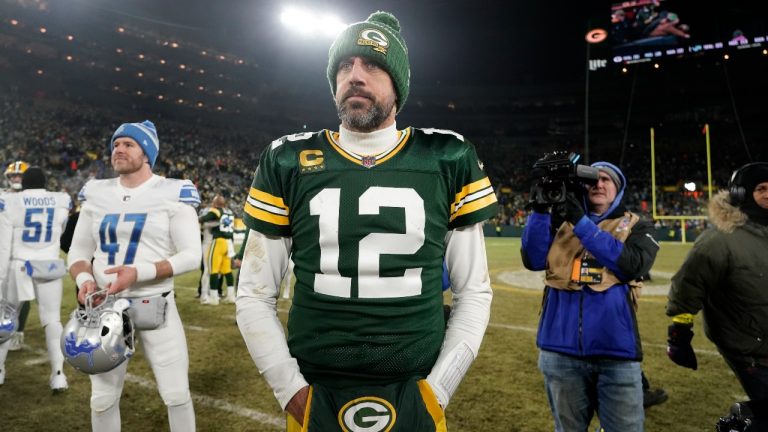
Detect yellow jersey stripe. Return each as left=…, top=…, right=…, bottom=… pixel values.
left=326, top=130, right=360, bottom=165
left=325, top=128, right=411, bottom=167
left=451, top=177, right=492, bottom=213
left=417, top=380, right=447, bottom=432
left=450, top=193, right=498, bottom=222
left=375, top=127, right=410, bottom=165
left=249, top=187, right=288, bottom=211
left=244, top=203, right=290, bottom=226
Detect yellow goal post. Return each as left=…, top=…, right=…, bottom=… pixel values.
left=649, top=124, right=713, bottom=243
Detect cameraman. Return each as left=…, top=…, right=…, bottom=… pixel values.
left=667, top=162, right=768, bottom=430
left=521, top=161, right=659, bottom=431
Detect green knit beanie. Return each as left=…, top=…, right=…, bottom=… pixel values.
left=327, top=11, right=410, bottom=113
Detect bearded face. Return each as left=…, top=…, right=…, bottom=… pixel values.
left=335, top=57, right=397, bottom=132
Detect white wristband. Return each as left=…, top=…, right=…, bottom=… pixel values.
left=134, top=263, right=157, bottom=283
left=75, top=273, right=95, bottom=290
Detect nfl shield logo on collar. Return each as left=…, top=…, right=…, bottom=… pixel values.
left=362, top=156, right=376, bottom=168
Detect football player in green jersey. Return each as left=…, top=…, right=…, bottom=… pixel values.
left=199, top=194, right=236, bottom=304
left=236, top=11, right=498, bottom=432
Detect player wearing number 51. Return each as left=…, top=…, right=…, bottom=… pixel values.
left=237, top=11, right=498, bottom=431
left=0, top=167, right=71, bottom=391
left=66, top=120, right=202, bottom=432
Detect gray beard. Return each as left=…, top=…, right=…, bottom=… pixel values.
left=336, top=98, right=394, bottom=132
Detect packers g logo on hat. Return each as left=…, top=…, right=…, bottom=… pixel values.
left=338, top=396, right=397, bottom=432
left=357, top=28, right=389, bottom=54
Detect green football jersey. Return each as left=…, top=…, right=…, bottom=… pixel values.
left=243, top=127, right=497, bottom=387
left=199, top=207, right=235, bottom=239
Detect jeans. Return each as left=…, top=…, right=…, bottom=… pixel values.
left=538, top=350, right=644, bottom=432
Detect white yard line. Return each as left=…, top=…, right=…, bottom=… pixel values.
left=125, top=374, right=285, bottom=428
left=25, top=346, right=285, bottom=429
left=488, top=322, right=537, bottom=333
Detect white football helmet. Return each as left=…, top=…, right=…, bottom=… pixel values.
left=0, top=300, right=19, bottom=344
left=61, top=290, right=135, bottom=374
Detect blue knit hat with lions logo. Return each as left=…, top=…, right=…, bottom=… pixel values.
left=110, top=120, right=159, bottom=168
left=327, top=11, right=410, bottom=112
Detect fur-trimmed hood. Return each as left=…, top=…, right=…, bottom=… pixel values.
left=708, top=190, right=748, bottom=233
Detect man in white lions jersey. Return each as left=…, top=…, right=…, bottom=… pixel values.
left=2, top=160, right=31, bottom=351
left=67, top=120, right=202, bottom=432
left=0, top=167, right=71, bottom=391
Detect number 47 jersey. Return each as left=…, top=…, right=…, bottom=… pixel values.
left=243, top=127, right=498, bottom=387
left=76, top=175, right=200, bottom=297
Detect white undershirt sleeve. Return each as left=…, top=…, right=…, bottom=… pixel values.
left=167, top=203, right=203, bottom=275
left=66, top=207, right=97, bottom=270
left=0, top=211, right=13, bottom=292
left=427, top=222, right=493, bottom=408
left=235, top=229, right=307, bottom=409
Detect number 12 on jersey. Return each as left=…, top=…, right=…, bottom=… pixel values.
left=99, top=213, right=147, bottom=265
left=309, top=187, right=425, bottom=299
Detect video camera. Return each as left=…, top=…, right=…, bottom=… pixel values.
left=529, top=151, right=600, bottom=206
left=716, top=399, right=767, bottom=432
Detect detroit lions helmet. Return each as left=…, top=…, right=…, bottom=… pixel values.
left=61, top=290, right=135, bottom=374
left=0, top=300, right=19, bottom=344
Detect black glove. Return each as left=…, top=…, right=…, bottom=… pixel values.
left=667, top=323, right=698, bottom=370
left=554, top=192, right=585, bottom=224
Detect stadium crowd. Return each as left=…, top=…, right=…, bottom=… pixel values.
left=0, top=94, right=265, bottom=212
left=1, top=90, right=761, bottom=233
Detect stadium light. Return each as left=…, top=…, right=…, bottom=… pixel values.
left=280, top=6, right=347, bottom=38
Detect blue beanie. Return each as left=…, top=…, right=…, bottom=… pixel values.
left=110, top=120, right=159, bottom=168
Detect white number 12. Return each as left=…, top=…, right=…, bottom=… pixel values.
left=309, top=187, right=425, bottom=298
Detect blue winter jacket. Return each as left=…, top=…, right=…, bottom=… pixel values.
left=521, top=203, right=659, bottom=360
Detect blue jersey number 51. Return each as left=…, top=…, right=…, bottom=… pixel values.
left=22, top=207, right=55, bottom=243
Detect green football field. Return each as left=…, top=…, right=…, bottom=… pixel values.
left=0, top=238, right=745, bottom=431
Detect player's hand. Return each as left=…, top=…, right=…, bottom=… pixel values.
left=77, top=279, right=102, bottom=306
left=667, top=323, right=697, bottom=370
left=286, top=386, right=310, bottom=426
left=233, top=258, right=242, bottom=269
left=103, top=266, right=138, bottom=295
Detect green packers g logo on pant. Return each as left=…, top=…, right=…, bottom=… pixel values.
left=338, top=396, right=397, bottom=432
